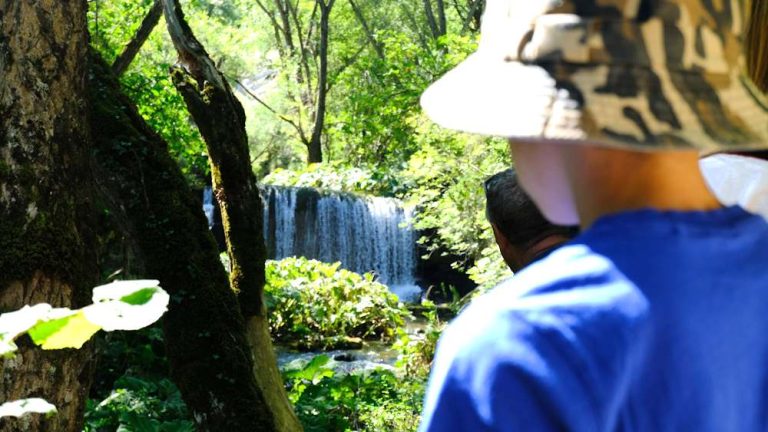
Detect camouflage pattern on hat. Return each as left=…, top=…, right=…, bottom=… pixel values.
left=421, top=0, right=768, bottom=151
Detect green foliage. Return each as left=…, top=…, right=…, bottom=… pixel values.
left=262, top=162, right=404, bottom=196
left=84, top=376, right=194, bottom=432
left=328, top=33, right=477, bottom=168
left=283, top=355, right=423, bottom=432
left=464, top=245, right=512, bottom=293
left=120, top=72, right=209, bottom=187
left=402, top=127, right=510, bottom=267
left=265, top=257, right=410, bottom=348
left=85, top=324, right=196, bottom=431
left=88, top=0, right=267, bottom=187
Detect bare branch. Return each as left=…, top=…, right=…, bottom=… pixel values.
left=348, top=0, right=385, bottom=60
left=112, top=0, right=163, bottom=76
left=229, top=76, right=308, bottom=142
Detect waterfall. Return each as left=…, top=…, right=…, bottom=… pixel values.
left=262, top=185, right=420, bottom=301
left=203, top=187, right=215, bottom=230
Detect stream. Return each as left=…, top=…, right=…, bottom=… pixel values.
left=276, top=316, right=429, bottom=374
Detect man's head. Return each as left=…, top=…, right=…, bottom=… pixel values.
left=422, top=0, right=768, bottom=225
left=485, top=168, right=578, bottom=272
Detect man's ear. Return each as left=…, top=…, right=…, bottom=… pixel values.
left=491, top=223, right=510, bottom=249
left=491, top=223, right=522, bottom=272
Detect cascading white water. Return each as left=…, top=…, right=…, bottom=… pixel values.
left=203, top=187, right=215, bottom=230
left=262, top=185, right=420, bottom=301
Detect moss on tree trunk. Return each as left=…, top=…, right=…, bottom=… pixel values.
left=88, top=55, right=277, bottom=431
left=162, top=1, right=301, bottom=430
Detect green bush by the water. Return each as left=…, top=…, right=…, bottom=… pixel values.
left=282, top=302, right=449, bottom=431
left=265, top=257, right=411, bottom=349
left=84, top=375, right=193, bottom=432
left=283, top=355, right=423, bottom=432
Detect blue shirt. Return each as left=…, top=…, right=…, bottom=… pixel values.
left=420, top=206, right=768, bottom=432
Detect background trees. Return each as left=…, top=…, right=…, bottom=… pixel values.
left=2, top=0, right=510, bottom=429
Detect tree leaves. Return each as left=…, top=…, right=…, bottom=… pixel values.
left=0, top=280, right=170, bottom=420
left=0, top=280, right=168, bottom=357
left=0, top=399, right=57, bottom=419
left=27, top=311, right=101, bottom=350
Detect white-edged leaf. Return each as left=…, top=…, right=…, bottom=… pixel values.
left=0, top=398, right=57, bottom=418
left=84, top=282, right=169, bottom=331
left=0, top=304, right=52, bottom=356
left=91, top=280, right=161, bottom=303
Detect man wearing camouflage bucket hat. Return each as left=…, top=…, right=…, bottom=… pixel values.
left=419, top=0, right=768, bottom=430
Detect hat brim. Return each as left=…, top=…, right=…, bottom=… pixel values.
left=421, top=53, right=768, bottom=151
left=421, top=53, right=563, bottom=139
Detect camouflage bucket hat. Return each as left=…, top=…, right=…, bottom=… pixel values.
left=421, top=0, right=768, bottom=151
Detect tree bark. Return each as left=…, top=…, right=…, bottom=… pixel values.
left=465, top=0, right=483, bottom=33
left=111, top=0, right=163, bottom=76
left=88, top=55, right=277, bottom=431
left=423, top=0, right=439, bottom=38
left=161, top=1, right=301, bottom=430
left=0, top=0, right=98, bottom=430
left=436, top=0, right=447, bottom=36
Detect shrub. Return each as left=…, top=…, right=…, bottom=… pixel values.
left=265, top=257, right=411, bottom=349
left=283, top=355, right=423, bottom=432
left=84, top=376, right=194, bottom=432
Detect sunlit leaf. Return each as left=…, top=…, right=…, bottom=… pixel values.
left=92, top=280, right=161, bottom=303
left=28, top=310, right=100, bottom=350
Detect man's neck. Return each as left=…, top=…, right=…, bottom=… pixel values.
left=562, top=146, right=723, bottom=229
left=524, top=234, right=572, bottom=264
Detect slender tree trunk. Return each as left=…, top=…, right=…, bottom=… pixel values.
left=111, top=0, right=163, bottom=76
left=436, top=0, right=447, bottom=36
left=423, top=0, right=439, bottom=38
left=0, top=0, right=97, bottom=430
left=88, top=55, right=276, bottom=431
left=161, top=1, right=301, bottom=430
left=307, top=0, right=334, bottom=163
left=464, top=0, right=483, bottom=33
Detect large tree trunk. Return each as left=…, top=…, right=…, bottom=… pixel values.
left=162, top=1, right=301, bottom=430
left=0, top=0, right=98, bottom=431
left=88, top=55, right=277, bottom=431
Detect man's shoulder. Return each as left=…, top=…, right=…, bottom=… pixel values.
left=425, top=245, right=651, bottom=430
left=452, top=244, right=649, bottom=348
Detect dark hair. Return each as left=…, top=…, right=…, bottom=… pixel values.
left=484, top=168, right=578, bottom=248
